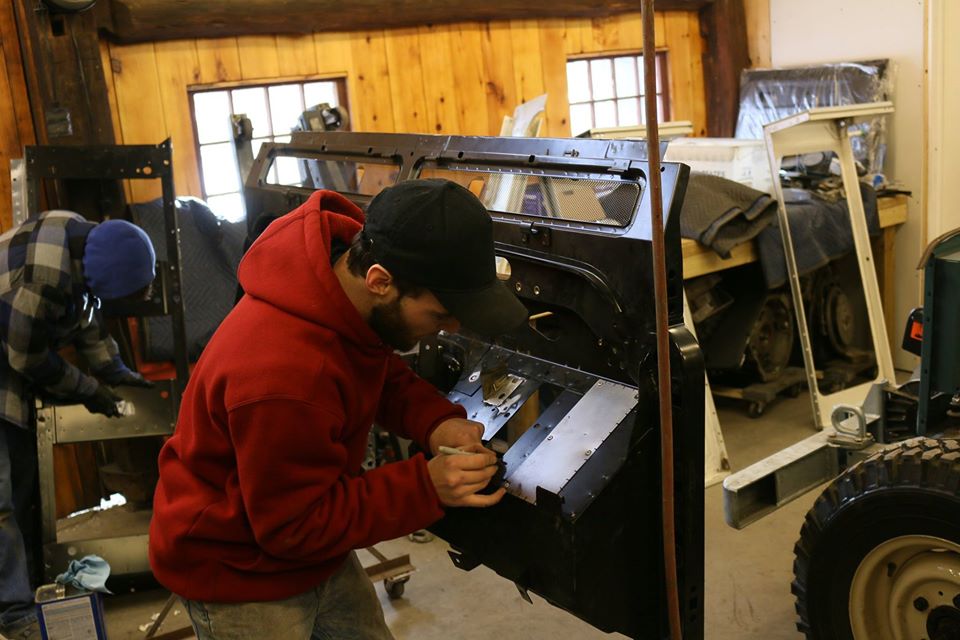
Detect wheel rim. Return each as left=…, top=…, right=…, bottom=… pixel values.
left=849, top=535, right=960, bottom=640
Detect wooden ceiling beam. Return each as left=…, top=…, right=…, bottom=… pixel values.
left=100, top=0, right=712, bottom=43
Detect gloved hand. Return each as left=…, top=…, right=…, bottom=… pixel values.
left=94, top=355, right=154, bottom=388
left=102, top=369, right=153, bottom=388
left=82, top=385, right=123, bottom=418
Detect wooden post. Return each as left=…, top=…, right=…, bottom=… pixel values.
left=13, top=0, right=125, bottom=218
left=699, top=0, right=750, bottom=137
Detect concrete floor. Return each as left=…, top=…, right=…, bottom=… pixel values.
left=101, top=392, right=822, bottom=639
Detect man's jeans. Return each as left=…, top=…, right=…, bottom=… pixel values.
left=182, top=552, right=395, bottom=640
left=0, top=421, right=39, bottom=626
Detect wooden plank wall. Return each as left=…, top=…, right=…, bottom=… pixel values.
left=0, top=2, right=35, bottom=232
left=102, top=11, right=707, bottom=204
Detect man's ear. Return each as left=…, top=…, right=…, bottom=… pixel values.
left=365, top=264, right=395, bottom=298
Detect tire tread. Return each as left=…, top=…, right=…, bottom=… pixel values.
left=793, top=437, right=960, bottom=637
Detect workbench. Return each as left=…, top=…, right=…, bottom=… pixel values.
left=682, top=194, right=909, bottom=340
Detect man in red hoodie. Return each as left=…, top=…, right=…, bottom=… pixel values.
left=149, top=179, right=528, bottom=639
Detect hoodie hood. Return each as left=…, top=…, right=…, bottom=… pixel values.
left=238, top=190, right=382, bottom=348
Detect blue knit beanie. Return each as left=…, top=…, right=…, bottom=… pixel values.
left=83, top=220, right=157, bottom=300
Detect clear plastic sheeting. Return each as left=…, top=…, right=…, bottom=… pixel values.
left=736, top=61, right=892, bottom=174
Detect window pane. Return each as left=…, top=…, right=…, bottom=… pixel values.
left=268, top=84, right=305, bottom=135
left=637, top=57, right=646, bottom=95
left=590, top=58, right=614, bottom=100
left=639, top=99, right=647, bottom=124
left=303, top=82, right=339, bottom=108
left=617, top=99, right=639, bottom=127
left=199, top=142, right=240, bottom=195
left=274, top=156, right=304, bottom=186
left=656, top=55, right=664, bottom=92
left=594, top=100, right=616, bottom=128
left=231, top=87, right=271, bottom=138
left=569, top=103, right=593, bottom=136
left=251, top=137, right=271, bottom=160
left=566, top=60, right=590, bottom=103
left=193, top=91, right=232, bottom=144
left=206, top=193, right=246, bottom=223
left=614, top=57, right=637, bottom=97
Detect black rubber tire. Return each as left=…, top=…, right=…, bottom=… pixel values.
left=748, top=402, right=765, bottom=419
left=793, top=437, right=960, bottom=639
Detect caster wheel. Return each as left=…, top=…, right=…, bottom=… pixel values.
left=748, top=402, right=765, bottom=419
left=408, top=529, right=434, bottom=544
left=384, top=577, right=407, bottom=600
left=787, top=384, right=803, bottom=398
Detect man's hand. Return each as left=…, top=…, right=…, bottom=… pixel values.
left=82, top=384, right=123, bottom=418
left=427, top=443, right=506, bottom=508
left=429, top=417, right=484, bottom=456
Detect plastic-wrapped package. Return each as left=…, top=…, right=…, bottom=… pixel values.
left=735, top=61, right=892, bottom=174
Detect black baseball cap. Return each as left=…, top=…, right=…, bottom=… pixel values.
left=363, top=179, right=528, bottom=335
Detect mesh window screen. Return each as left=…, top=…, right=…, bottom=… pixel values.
left=420, top=167, right=643, bottom=228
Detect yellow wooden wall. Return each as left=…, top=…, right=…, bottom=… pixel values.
left=102, top=11, right=706, bottom=204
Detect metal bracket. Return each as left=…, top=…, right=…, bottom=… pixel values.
left=10, top=158, right=27, bottom=227
left=447, top=549, right=481, bottom=572
left=521, top=223, right=551, bottom=247
left=827, top=404, right=877, bottom=450
left=515, top=583, right=533, bottom=604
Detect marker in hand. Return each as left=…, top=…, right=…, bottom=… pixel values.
left=438, top=446, right=508, bottom=492
left=438, top=445, right=473, bottom=456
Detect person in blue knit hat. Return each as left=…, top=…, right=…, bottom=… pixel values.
left=0, top=211, right=157, bottom=640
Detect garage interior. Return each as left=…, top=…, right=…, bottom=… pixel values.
left=1, top=1, right=958, bottom=639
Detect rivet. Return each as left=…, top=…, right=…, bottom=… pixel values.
left=585, top=449, right=592, bottom=456
left=547, top=435, right=553, bottom=440
left=515, top=282, right=522, bottom=292
left=533, top=285, right=541, bottom=295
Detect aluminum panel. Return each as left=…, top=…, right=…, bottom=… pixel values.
left=506, top=379, right=637, bottom=503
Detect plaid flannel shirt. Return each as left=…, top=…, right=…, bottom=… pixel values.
left=0, top=211, right=119, bottom=429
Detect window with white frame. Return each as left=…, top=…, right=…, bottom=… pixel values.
left=566, top=53, right=670, bottom=136
left=191, top=79, right=347, bottom=222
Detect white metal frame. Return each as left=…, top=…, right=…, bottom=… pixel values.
left=763, top=102, right=897, bottom=430
left=683, top=293, right=730, bottom=487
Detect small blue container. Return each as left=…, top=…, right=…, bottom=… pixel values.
left=34, top=583, right=108, bottom=640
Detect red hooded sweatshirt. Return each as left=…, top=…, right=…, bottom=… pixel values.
left=149, top=190, right=464, bottom=602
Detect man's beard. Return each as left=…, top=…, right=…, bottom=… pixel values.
left=369, top=297, right=419, bottom=351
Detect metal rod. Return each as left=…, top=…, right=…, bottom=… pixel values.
left=641, top=1, right=682, bottom=639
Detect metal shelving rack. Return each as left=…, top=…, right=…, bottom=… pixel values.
left=25, top=141, right=189, bottom=579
